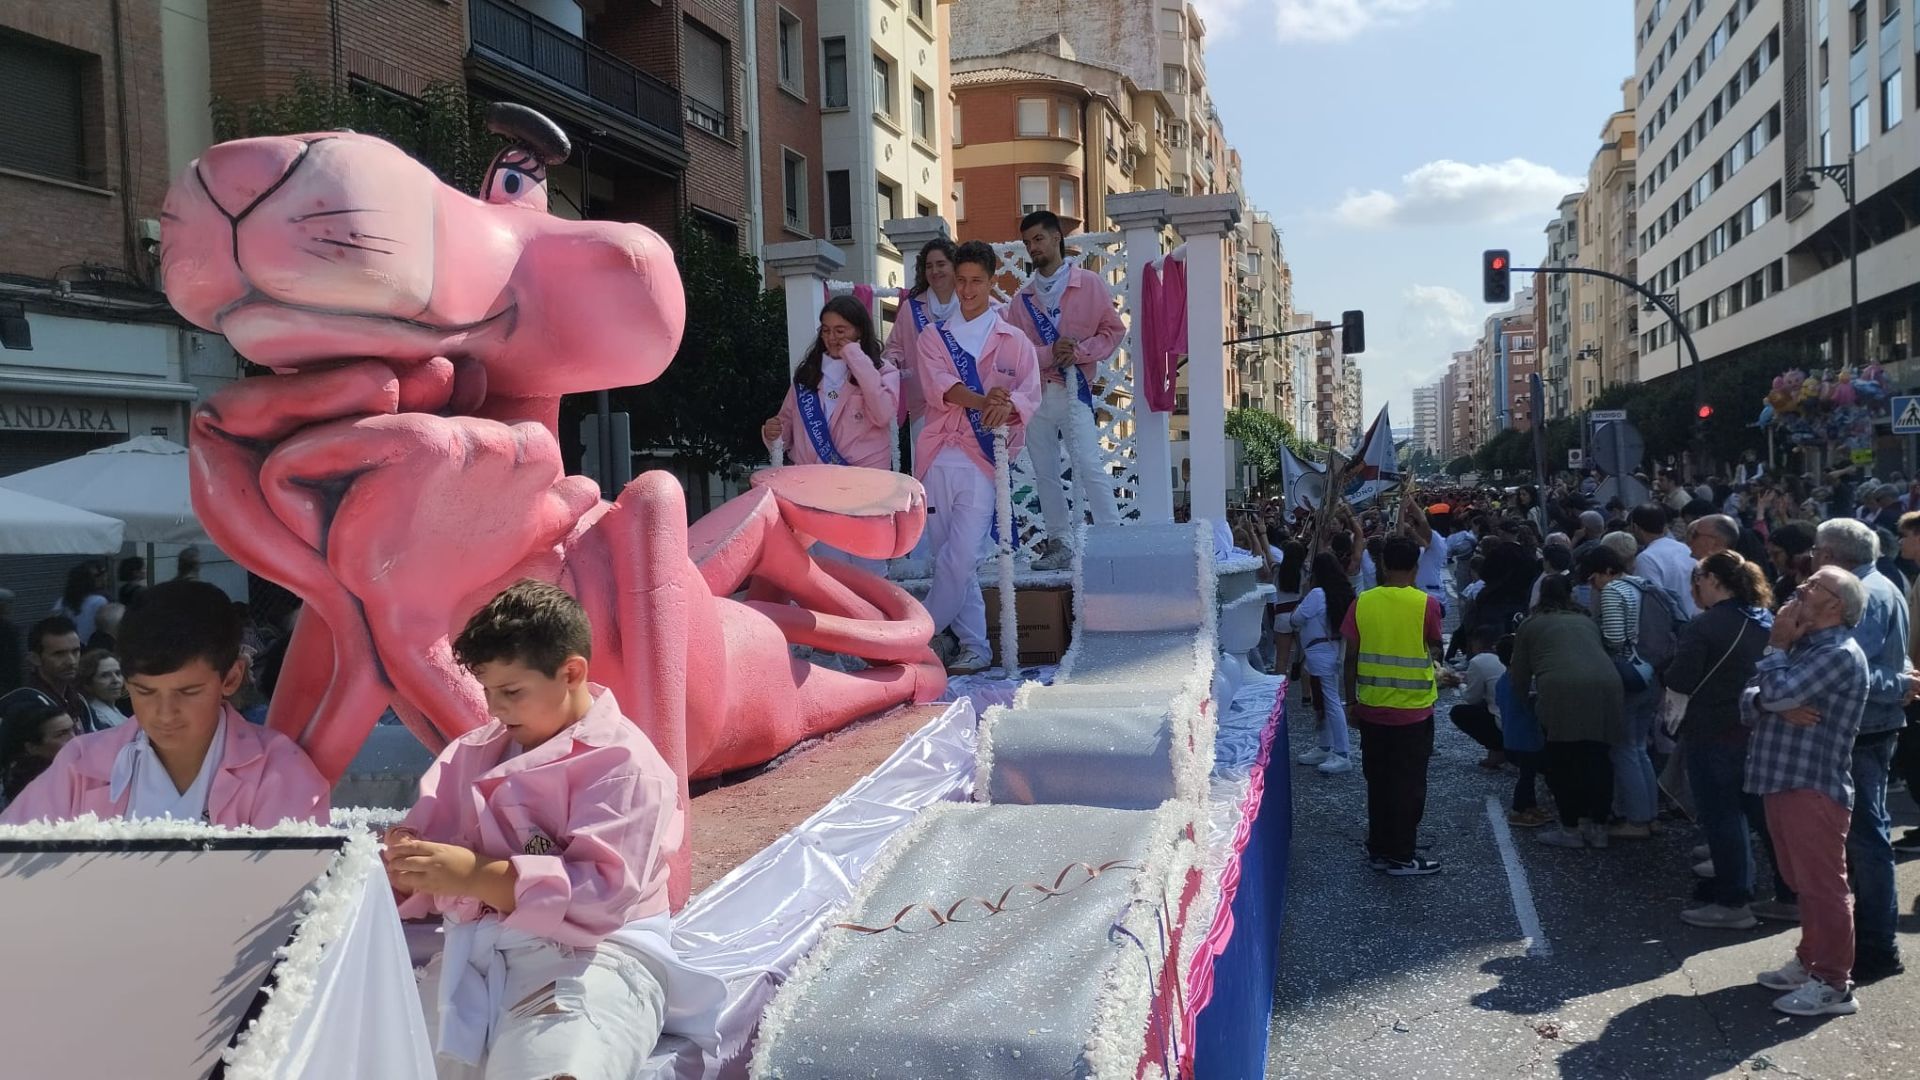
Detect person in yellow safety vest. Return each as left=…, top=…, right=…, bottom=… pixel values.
left=1341, top=534, right=1446, bottom=877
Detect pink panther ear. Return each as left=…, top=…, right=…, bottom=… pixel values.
left=481, top=103, right=572, bottom=213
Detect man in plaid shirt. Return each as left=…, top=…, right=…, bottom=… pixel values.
left=1741, top=566, right=1869, bottom=1017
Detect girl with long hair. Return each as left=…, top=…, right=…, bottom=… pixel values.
left=883, top=236, right=962, bottom=441
left=51, top=561, right=109, bottom=644
left=1280, top=551, right=1358, bottom=774
left=762, top=295, right=897, bottom=470
left=1270, top=539, right=1310, bottom=678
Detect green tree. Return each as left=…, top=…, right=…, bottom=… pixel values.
left=595, top=217, right=790, bottom=477
left=1226, top=407, right=1312, bottom=482
left=1445, top=455, right=1476, bottom=477
left=211, top=75, right=496, bottom=194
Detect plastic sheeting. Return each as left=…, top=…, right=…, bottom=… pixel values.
left=637, top=699, right=978, bottom=1079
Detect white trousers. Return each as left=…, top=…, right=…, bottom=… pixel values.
left=1303, top=642, right=1350, bottom=756
left=1026, top=380, right=1120, bottom=541
left=923, top=448, right=993, bottom=654
left=418, top=939, right=666, bottom=1080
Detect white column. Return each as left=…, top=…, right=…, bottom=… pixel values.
left=1106, top=191, right=1172, bottom=524
left=881, top=217, right=952, bottom=289
left=763, top=240, right=847, bottom=376
left=1168, top=194, right=1242, bottom=530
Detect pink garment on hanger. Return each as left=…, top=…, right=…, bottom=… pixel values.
left=1140, top=256, right=1186, bottom=414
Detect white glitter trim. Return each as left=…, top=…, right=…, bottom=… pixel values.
left=974, top=703, right=1006, bottom=799
left=993, top=426, right=1018, bottom=677
left=1053, top=521, right=1091, bottom=681
left=0, top=814, right=344, bottom=842
left=330, top=806, right=407, bottom=831
left=1083, top=799, right=1203, bottom=1080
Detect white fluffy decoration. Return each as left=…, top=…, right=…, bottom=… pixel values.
left=1159, top=522, right=1221, bottom=806
left=330, top=806, right=407, bottom=831
left=993, top=425, right=1018, bottom=676
left=973, top=703, right=1005, bottom=801
left=747, top=801, right=954, bottom=1080
left=1081, top=798, right=1204, bottom=1080
left=0, top=813, right=343, bottom=843
left=222, top=829, right=385, bottom=1078
left=1052, top=522, right=1092, bottom=682
left=769, top=437, right=785, bottom=468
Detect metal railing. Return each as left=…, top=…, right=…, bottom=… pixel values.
left=469, top=0, right=683, bottom=145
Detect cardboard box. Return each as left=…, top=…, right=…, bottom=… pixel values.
left=982, top=585, right=1073, bottom=666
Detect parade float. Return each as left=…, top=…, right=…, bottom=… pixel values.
left=0, top=108, right=1290, bottom=1079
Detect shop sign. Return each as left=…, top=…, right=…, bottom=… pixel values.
left=0, top=399, right=128, bottom=433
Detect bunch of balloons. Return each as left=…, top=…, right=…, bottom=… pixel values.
left=1758, top=364, right=1893, bottom=449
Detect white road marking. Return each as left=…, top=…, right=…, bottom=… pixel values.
left=1485, top=794, right=1552, bottom=957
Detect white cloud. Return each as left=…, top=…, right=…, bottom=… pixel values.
left=1332, top=158, right=1583, bottom=228
left=1271, top=0, right=1443, bottom=42
left=1401, top=284, right=1480, bottom=343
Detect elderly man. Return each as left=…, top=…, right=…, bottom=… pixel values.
left=1743, top=566, right=1870, bottom=1016
left=1688, top=513, right=1741, bottom=561
left=1811, top=517, right=1914, bottom=982
left=1632, top=504, right=1698, bottom=615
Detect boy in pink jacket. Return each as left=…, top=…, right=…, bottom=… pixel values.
left=914, top=240, right=1042, bottom=675
left=1003, top=210, right=1126, bottom=570
left=387, top=580, right=721, bottom=1078
left=1, top=579, right=329, bottom=828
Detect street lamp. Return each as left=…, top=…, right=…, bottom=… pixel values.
left=1792, top=151, right=1860, bottom=367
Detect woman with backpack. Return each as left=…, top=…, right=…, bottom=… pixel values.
left=1581, top=545, right=1683, bottom=840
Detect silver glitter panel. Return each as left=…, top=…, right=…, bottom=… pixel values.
left=987, top=707, right=1175, bottom=809
left=1079, top=524, right=1206, bottom=633
left=754, top=804, right=1164, bottom=1080
left=1064, top=630, right=1198, bottom=685
left=1019, top=683, right=1176, bottom=711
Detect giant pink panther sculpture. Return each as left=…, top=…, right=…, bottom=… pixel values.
left=161, top=109, right=945, bottom=906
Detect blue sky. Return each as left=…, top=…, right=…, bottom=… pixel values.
left=1196, top=0, right=1635, bottom=430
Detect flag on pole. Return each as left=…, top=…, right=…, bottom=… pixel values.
left=1344, top=405, right=1399, bottom=505
left=1280, top=441, right=1326, bottom=510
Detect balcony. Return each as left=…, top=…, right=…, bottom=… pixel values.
left=468, top=0, right=684, bottom=154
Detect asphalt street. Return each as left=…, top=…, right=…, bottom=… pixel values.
left=1267, top=679, right=1920, bottom=1080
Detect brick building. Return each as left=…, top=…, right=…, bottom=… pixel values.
left=755, top=0, right=825, bottom=250
left=0, top=0, right=251, bottom=607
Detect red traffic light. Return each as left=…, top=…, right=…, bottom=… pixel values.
left=1491, top=255, right=1507, bottom=270
left=1697, top=404, right=1714, bottom=420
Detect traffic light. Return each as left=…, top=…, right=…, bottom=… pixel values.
left=1340, top=309, right=1366, bottom=354
left=1482, top=250, right=1511, bottom=304
left=1696, top=403, right=1714, bottom=420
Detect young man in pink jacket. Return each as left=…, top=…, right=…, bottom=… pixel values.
left=386, top=580, right=721, bottom=1076
left=914, top=240, right=1042, bottom=674
left=1, top=580, right=330, bottom=828
left=1004, top=210, right=1126, bottom=570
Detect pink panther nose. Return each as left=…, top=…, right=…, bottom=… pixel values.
left=195, top=136, right=309, bottom=219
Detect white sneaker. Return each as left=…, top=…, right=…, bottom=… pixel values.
left=946, top=647, right=991, bottom=675
left=1031, top=540, right=1074, bottom=571
left=1679, top=903, right=1758, bottom=929
left=1756, top=957, right=1811, bottom=991
left=1693, top=858, right=1716, bottom=879
left=1771, top=980, right=1857, bottom=1017
left=1536, top=826, right=1586, bottom=849
left=1317, top=754, right=1353, bottom=775
left=1296, top=747, right=1331, bottom=766
left=1691, top=844, right=1711, bottom=861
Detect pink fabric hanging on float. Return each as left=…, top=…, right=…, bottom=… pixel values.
left=1140, top=252, right=1187, bottom=414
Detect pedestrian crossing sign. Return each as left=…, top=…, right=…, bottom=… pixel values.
left=1896, top=396, right=1920, bottom=434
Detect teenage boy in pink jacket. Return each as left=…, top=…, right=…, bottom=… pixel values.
left=1003, top=210, right=1126, bottom=570
left=914, top=240, right=1042, bottom=674
left=2, top=579, right=329, bottom=828
left=386, top=580, right=721, bottom=1077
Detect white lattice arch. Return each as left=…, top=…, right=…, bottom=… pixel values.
left=825, top=232, right=1140, bottom=560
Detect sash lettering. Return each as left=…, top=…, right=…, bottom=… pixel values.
left=935, top=321, right=1005, bottom=542
left=793, top=384, right=849, bottom=466
left=1020, top=292, right=1095, bottom=409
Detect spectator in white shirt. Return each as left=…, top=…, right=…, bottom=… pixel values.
left=1443, top=627, right=1506, bottom=769
left=1631, top=503, right=1699, bottom=616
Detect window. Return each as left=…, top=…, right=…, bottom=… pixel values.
left=1163, top=65, right=1187, bottom=94
left=827, top=170, right=852, bottom=241
left=1018, top=176, right=1049, bottom=214
left=876, top=180, right=898, bottom=228
left=1058, top=179, right=1077, bottom=219
left=0, top=32, right=90, bottom=184
left=1852, top=1, right=1868, bottom=47
left=871, top=54, right=895, bottom=119
left=822, top=38, right=848, bottom=108
left=909, top=0, right=930, bottom=23
left=954, top=180, right=966, bottom=221
left=911, top=83, right=931, bottom=143
left=684, top=21, right=729, bottom=137
left=951, top=100, right=963, bottom=145
left=777, top=9, right=803, bottom=94
left=1852, top=95, right=1872, bottom=148
left=1017, top=98, right=1049, bottom=136
left=916, top=199, right=935, bottom=218
left=1057, top=102, right=1077, bottom=141
left=781, top=151, right=806, bottom=231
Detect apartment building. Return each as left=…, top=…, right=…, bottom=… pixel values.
left=1577, top=80, right=1642, bottom=393
left=1412, top=382, right=1443, bottom=456
left=1287, top=312, right=1318, bottom=440
left=1311, top=321, right=1345, bottom=446
left=0, top=1, right=254, bottom=608
left=757, top=0, right=826, bottom=252
left=1633, top=0, right=1920, bottom=381
left=1229, top=210, right=1294, bottom=417
left=817, top=0, right=951, bottom=290
left=949, top=35, right=1166, bottom=242
left=1436, top=366, right=1460, bottom=461
left=1342, top=362, right=1364, bottom=444
left=1448, top=348, right=1480, bottom=455
left=1542, top=193, right=1582, bottom=419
